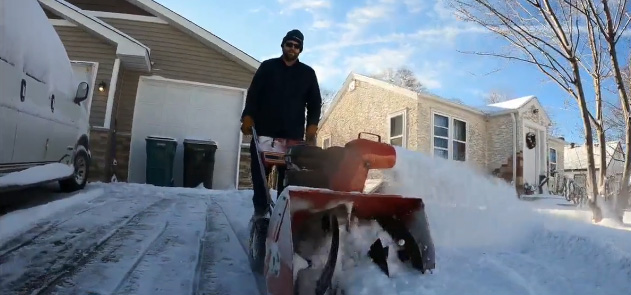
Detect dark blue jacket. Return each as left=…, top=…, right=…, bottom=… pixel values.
left=241, top=57, right=322, bottom=140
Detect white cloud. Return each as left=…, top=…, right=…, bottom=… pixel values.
left=312, top=18, right=333, bottom=29
left=338, top=0, right=395, bottom=41
left=277, top=0, right=333, bottom=30
left=305, top=25, right=488, bottom=53
left=278, top=0, right=331, bottom=11
left=344, top=46, right=415, bottom=76
left=403, top=0, right=426, bottom=13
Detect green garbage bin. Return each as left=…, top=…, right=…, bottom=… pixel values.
left=145, top=136, right=178, bottom=187
left=183, top=139, right=218, bottom=188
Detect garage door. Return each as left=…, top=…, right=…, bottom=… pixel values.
left=127, top=76, right=245, bottom=189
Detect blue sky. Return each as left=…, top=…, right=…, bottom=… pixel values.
left=154, top=0, right=630, bottom=144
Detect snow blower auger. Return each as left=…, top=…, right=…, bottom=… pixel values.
left=247, top=130, right=435, bottom=295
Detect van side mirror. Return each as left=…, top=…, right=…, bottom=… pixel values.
left=74, top=82, right=90, bottom=104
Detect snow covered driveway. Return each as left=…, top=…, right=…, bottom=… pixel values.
left=1, top=173, right=630, bottom=295
left=0, top=183, right=259, bottom=295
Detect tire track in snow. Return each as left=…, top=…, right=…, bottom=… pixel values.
left=0, top=195, right=122, bottom=261
left=112, top=197, right=208, bottom=295
left=0, top=198, right=173, bottom=295
left=192, top=200, right=260, bottom=295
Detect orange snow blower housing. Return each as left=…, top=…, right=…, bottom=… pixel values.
left=248, top=131, right=436, bottom=295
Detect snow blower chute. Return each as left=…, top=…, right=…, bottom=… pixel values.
left=248, top=130, right=435, bottom=295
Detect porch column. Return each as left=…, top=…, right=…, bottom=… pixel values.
left=103, top=58, right=121, bottom=129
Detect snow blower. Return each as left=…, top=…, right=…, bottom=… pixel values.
left=247, top=130, right=435, bottom=295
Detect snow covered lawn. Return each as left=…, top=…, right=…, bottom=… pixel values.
left=0, top=146, right=630, bottom=295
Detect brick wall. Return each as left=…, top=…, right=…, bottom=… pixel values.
left=88, top=128, right=112, bottom=182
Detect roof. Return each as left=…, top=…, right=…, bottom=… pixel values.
left=318, top=72, right=485, bottom=128
left=125, top=0, right=260, bottom=72
left=40, top=0, right=151, bottom=72
left=320, top=72, right=553, bottom=131
left=476, top=95, right=535, bottom=115
left=564, top=141, right=623, bottom=170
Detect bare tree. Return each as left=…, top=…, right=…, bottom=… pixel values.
left=320, top=88, right=336, bottom=116
left=484, top=89, right=512, bottom=104
left=370, top=66, right=428, bottom=93
left=575, top=0, right=609, bottom=200
left=572, top=0, right=631, bottom=222
left=448, top=0, right=603, bottom=221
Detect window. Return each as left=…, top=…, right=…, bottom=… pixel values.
left=432, top=113, right=467, bottom=161
left=322, top=136, right=331, bottom=148
left=549, top=148, right=557, bottom=173
left=388, top=110, right=407, bottom=147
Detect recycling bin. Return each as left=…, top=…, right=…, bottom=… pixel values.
left=183, top=138, right=218, bottom=188
left=145, top=136, right=178, bottom=187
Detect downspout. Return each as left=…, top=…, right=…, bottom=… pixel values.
left=511, top=112, right=517, bottom=189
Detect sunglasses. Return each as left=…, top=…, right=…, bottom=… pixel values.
left=284, top=42, right=301, bottom=49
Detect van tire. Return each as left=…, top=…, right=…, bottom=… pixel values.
left=59, top=146, right=89, bottom=192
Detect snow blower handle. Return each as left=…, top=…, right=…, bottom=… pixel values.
left=250, top=127, right=274, bottom=214
left=358, top=132, right=382, bottom=142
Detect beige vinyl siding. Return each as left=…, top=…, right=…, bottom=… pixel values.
left=99, top=18, right=254, bottom=133
left=113, top=69, right=142, bottom=133
left=53, top=25, right=117, bottom=128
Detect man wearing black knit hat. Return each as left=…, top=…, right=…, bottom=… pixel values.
left=240, top=29, right=322, bottom=217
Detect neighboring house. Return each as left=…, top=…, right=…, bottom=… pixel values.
left=39, top=0, right=258, bottom=189
left=318, top=72, right=566, bottom=193
left=563, top=141, right=625, bottom=189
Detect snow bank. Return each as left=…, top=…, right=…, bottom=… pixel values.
left=0, top=0, right=77, bottom=96
left=381, top=147, right=539, bottom=248
left=0, top=163, right=74, bottom=187
left=0, top=186, right=104, bottom=245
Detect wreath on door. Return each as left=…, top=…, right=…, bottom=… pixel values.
left=526, top=132, right=537, bottom=149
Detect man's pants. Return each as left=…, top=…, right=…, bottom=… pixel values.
left=250, top=138, right=286, bottom=214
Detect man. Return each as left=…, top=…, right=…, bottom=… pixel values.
left=240, top=29, right=322, bottom=216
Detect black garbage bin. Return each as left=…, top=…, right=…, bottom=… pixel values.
left=145, top=136, right=178, bottom=187
left=183, top=139, right=218, bottom=188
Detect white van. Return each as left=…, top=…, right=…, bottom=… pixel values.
left=0, top=0, right=91, bottom=193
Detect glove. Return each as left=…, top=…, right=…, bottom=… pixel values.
left=241, top=116, right=254, bottom=135
left=305, top=124, right=318, bottom=145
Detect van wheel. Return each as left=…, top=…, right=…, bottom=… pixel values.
left=59, top=146, right=89, bottom=192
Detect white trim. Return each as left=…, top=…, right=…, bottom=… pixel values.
left=39, top=0, right=151, bottom=72
left=125, top=0, right=260, bottom=72
left=387, top=109, right=408, bottom=148
left=236, top=90, right=247, bottom=188
left=139, top=75, right=249, bottom=93
left=522, top=119, right=547, bottom=185
left=431, top=110, right=469, bottom=162
left=549, top=147, right=558, bottom=173
left=49, top=18, right=77, bottom=26
left=84, top=10, right=168, bottom=24
left=321, top=134, right=332, bottom=148
left=103, top=58, right=121, bottom=129
left=70, top=61, right=99, bottom=118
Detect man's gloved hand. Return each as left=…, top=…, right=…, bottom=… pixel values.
left=241, top=116, right=254, bottom=135
left=305, top=124, right=318, bottom=145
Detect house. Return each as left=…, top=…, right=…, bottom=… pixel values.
left=318, top=72, right=566, bottom=193
left=563, top=141, right=625, bottom=189
left=38, top=0, right=259, bottom=189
